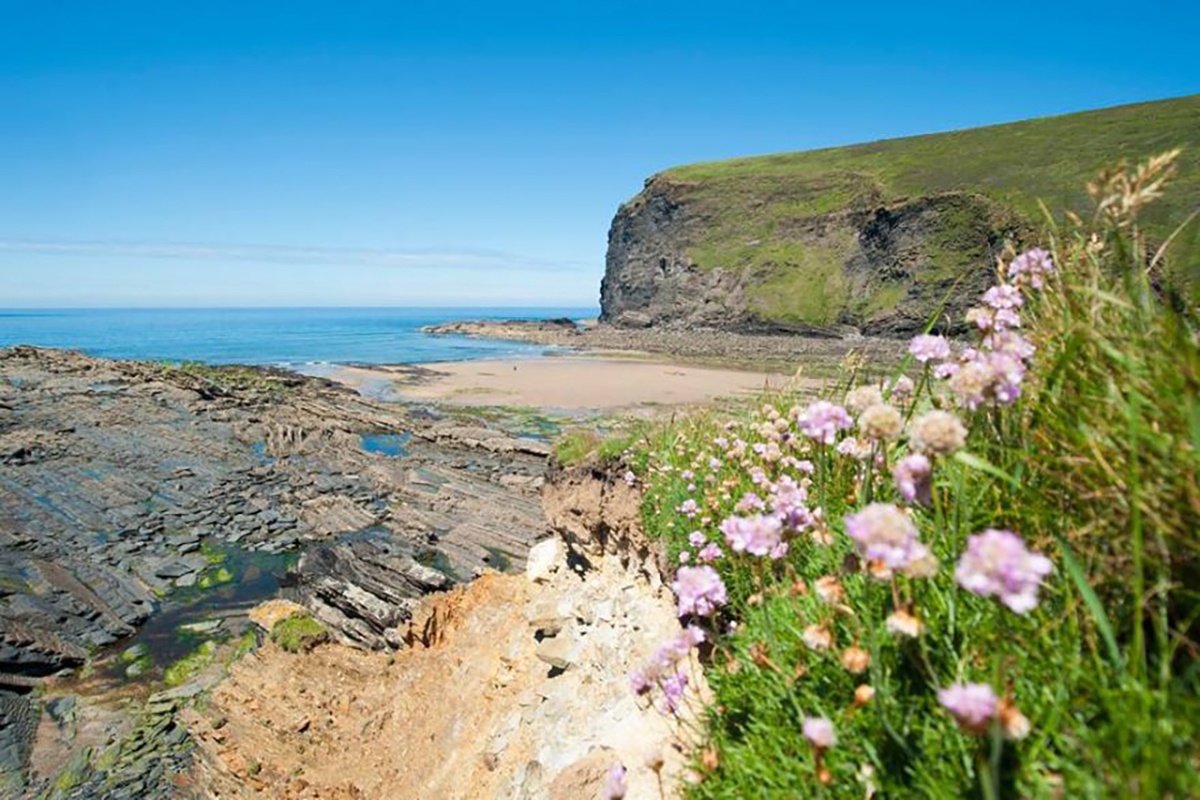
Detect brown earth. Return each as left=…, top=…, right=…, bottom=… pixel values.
left=187, top=542, right=701, bottom=799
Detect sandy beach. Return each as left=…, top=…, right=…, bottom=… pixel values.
left=303, top=355, right=813, bottom=412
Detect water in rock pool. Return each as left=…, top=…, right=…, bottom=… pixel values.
left=359, top=431, right=412, bottom=457
left=0, top=307, right=595, bottom=365
left=91, top=528, right=392, bottom=686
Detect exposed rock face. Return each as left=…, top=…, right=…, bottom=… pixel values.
left=601, top=173, right=1027, bottom=336
left=541, top=459, right=665, bottom=580
left=282, top=538, right=450, bottom=649
left=0, top=346, right=551, bottom=796
left=186, top=475, right=702, bottom=800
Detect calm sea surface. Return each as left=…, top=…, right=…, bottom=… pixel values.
left=0, top=307, right=596, bottom=365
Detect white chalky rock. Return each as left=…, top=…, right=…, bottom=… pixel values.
left=525, top=537, right=563, bottom=583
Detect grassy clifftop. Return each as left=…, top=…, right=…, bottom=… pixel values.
left=601, top=95, right=1200, bottom=334
left=669, top=94, right=1200, bottom=242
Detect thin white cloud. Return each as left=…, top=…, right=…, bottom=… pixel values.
left=0, top=239, right=589, bottom=272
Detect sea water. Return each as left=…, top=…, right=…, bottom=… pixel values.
left=0, top=306, right=595, bottom=365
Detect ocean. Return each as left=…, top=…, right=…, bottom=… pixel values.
left=0, top=307, right=596, bottom=366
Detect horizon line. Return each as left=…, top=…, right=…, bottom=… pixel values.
left=0, top=303, right=600, bottom=311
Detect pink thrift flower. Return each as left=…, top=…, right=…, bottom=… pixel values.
left=844, top=503, right=929, bottom=575
left=909, top=334, right=951, bottom=363
left=933, top=361, right=960, bottom=380
left=735, top=492, right=766, bottom=513
left=955, top=529, right=1053, bottom=613
left=949, top=359, right=994, bottom=410
left=985, top=351, right=1026, bottom=405
left=770, top=476, right=813, bottom=531
left=797, top=401, right=853, bottom=445
left=683, top=624, right=706, bottom=647
left=893, top=453, right=932, bottom=506
left=1007, top=247, right=1055, bottom=289
left=688, top=530, right=707, bottom=547
left=720, top=513, right=783, bottom=557
left=660, top=670, right=689, bottom=714
left=671, top=566, right=728, bottom=617
left=939, top=682, right=999, bottom=734
left=604, top=765, right=628, bottom=800
left=985, top=330, right=1036, bottom=361
left=678, top=499, right=699, bottom=518
left=802, top=716, right=837, bottom=749
left=890, top=374, right=915, bottom=400
left=982, top=284, right=1024, bottom=311
left=697, top=542, right=723, bottom=562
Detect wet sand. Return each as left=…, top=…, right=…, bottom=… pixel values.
left=305, top=355, right=812, bottom=412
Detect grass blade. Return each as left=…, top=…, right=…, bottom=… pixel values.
left=1054, top=533, right=1124, bottom=671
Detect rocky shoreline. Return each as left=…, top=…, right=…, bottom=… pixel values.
left=424, top=318, right=901, bottom=372
left=0, top=346, right=555, bottom=796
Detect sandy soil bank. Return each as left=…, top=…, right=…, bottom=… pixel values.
left=310, top=355, right=813, bottom=412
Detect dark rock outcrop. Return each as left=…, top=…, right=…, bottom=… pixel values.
left=282, top=538, right=450, bottom=649
left=601, top=173, right=1027, bottom=336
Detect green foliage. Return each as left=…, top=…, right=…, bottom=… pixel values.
left=552, top=429, right=604, bottom=465
left=553, top=423, right=650, bottom=467
left=163, top=640, right=218, bottom=687
left=631, top=158, right=1200, bottom=797
left=200, top=541, right=227, bottom=565
left=743, top=239, right=853, bottom=328
left=670, top=95, right=1200, bottom=249
left=270, top=614, right=328, bottom=653
left=158, top=360, right=293, bottom=395
left=227, top=629, right=259, bottom=663
left=196, top=566, right=233, bottom=589
left=664, top=95, right=1200, bottom=327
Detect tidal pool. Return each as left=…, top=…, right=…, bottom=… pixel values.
left=360, top=431, right=411, bottom=458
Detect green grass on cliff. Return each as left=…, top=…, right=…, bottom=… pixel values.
left=625, top=168, right=1200, bottom=797
left=661, top=95, right=1200, bottom=327
left=669, top=95, right=1200, bottom=237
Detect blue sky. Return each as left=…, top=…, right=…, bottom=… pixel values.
left=0, top=1, right=1195, bottom=307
